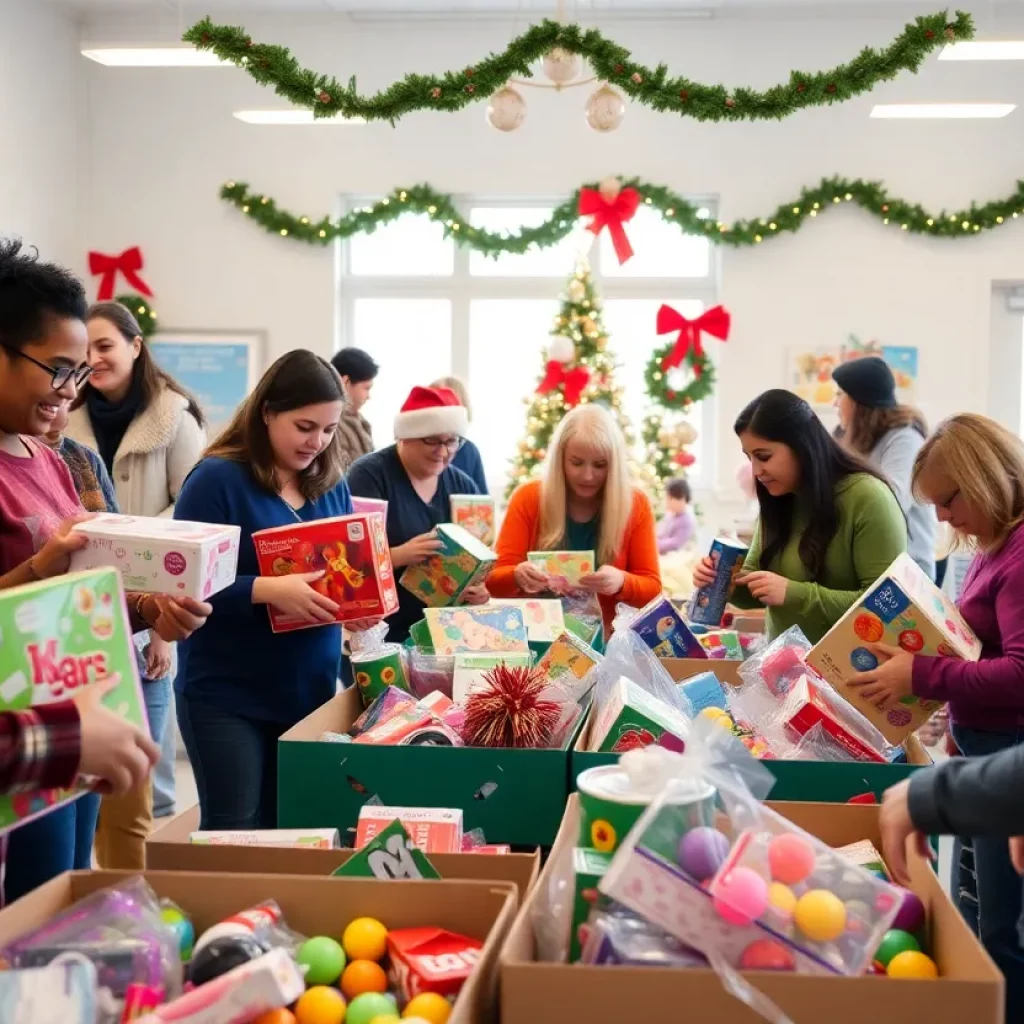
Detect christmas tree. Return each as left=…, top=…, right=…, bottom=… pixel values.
left=506, top=261, right=635, bottom=500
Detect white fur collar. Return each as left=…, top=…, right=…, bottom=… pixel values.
left=116, top=386, right=189, bottom=457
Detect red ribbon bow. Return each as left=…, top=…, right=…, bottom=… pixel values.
left=578, top=185, right=641, bottom=265
left=88, top=247, right=153, bottom=302
left=657, top=303, right=731, bottom=375
left=537, top=361, right=590, bottom=407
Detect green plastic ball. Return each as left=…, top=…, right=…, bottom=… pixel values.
left=297, top=935, right=346, bottom=985
left=346, top=991, right=397, bottom=1024
left=875, top=929, right=920, bottom=968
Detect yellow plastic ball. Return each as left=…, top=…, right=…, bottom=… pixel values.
left=794, top=889, right=847, bottom=942
left=294, top=986, right=346, bottom=1024
left=767, top=882, right=797, bottom=918
left=342, top=917, right=388, bottom=962
left=402, top=992, right=452, bottom=1024
left=887, top=950, right=939, bottom=979
left=699, top=707, right=734, bottom=731
left=369, top=1018, right=400, bottom=1024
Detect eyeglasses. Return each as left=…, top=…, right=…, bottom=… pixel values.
left=0, top=344, right=92, bottom=391
left=419, top=436, right=464, bottom=454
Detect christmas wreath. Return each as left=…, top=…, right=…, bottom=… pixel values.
left=644, top=344, right=716, bottom=410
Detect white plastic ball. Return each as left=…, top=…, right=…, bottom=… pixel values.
left=585, top=85, right=626, bottom=132
left=486, top=86, right=526, bottom=132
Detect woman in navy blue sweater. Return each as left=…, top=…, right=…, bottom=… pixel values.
left=174, top=350, right=377, bottom=830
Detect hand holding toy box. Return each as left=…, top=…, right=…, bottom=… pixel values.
left=450, top=494, right=496, bottom=545
left=252, top=512, right=398, bottom=632
left=424, top=605, right=529, bottom=656
left=69, top=513, right=240, bottom=601
left=687, top=537, right=748, bottom=626
left=806, top=553, right=976, bottom=743
left=0, top=569, right=145, bottom=833
left=400, top=523, right=496, bottom=607
left=528, top=550, right=594, bottom=590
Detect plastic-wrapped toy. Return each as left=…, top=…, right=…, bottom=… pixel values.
left=0, top=958, right=99, bottom=1024
left=192, top=900, right=302, bottom=959
left=738, top=626, right=812, bottom=698
left=579, top=903, right=707, bottom=967
left=405, top=648, right=456, bottom=701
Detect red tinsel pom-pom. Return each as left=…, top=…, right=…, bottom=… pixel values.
left=463, top=664, right=561, bottom=749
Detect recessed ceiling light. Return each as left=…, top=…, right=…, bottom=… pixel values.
left=233, top=109, right=365, bottom=125
left=939, top=40, right=1024, bottom=61
left=81, top=46, right=233, bottom=67
left=870, top=103, right=1015, bottom=119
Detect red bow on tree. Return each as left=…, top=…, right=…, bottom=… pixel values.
left=657, top=303, right=731, bottom=375
left=578, top=183, right=641, bottom=265
left=537, top=361, right=590, bottom=407
left=88, top=247, right=154, bottom=301
left=674, top=450, right=696, bottom=468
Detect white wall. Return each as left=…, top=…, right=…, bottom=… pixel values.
left=0, top=0, right=84, bottom=271
left=77, top=8, right=1024, bottom=522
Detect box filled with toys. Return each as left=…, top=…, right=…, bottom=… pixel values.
left=0, top=869, right=516, bottom=1024
left=278, top=629, right=601, bottom=846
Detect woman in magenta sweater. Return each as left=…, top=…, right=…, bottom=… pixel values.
left=850, top=413, right=1024, bottom=1017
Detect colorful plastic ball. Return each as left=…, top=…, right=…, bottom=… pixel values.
left=341, top=960, right=388, bottom=1001
left=767, top=833, right=816, bottom=886
left=294, top=986, right=346, bottom=1024
left=767, top=882, right=797, bottom=920
left=160, top=906, right=195, bottom=960
left=892, top=888, right=926, bottom=934
left=713, top=867, right=769, bottom=926
left=346, top=993, right=397, bottom=1024
left=794, top=890, right=847, bottom=943
left=738, top=938, right=796, bottom=972
left=402, top=992, right=453, bottom=1023
left=343, top=917, right=389, bottom=962
left=253, top=1011, right=297, bottom=1024
left=368, top=1018, right=400, bottom=1024
left=298, top=936, right=346, bottom=986
left=875, top=929, right=920, bottom=968
left=887, top=949, right=938, bottom=979
left=677, top=826, right=731, bottom=881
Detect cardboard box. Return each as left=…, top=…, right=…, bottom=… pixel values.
left=0, top=870, right=515, bottom=1024
left=190, top=828, right=339, bottom=848
left=400, top=524, right=496, bottom=607
left=535, top=632, right=601, bottom=698
left=424, top=606, right=530, bottom=657
left=807, top=553, right=978, bottom=743
left=450, top=495, right=497, bottom=546
left=253, top=512, right=399, bottom=632
left=627, top=596, right=706, bottom=659
left=69, top=513, right=240, bottom=600
left=0, top=569, right=146, bottom=833
left=587, top=677, right=690, bottom=754
left=501, top=797, right=1003, bottom=1024
left=278, top=685, right=581, bottom=847
left=146, top=805, right=540, bottom=900
left=356, top=805, right=463, bottom=853
left=487, top=599, right=565, bottom=644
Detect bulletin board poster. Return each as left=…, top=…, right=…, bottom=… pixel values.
left=149, top=332, right=264, bottom=434
left=787, top=337, right=919, bottom=408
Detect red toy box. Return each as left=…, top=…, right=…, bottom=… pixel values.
left=388, top=926, right=483, bottom=1003
left=252, top=513, right=398, bottom=633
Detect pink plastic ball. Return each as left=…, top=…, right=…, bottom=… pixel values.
left=768, top=833, right=816, bottom=886
left=713, top=867, right=769, bottom=926
left=739, top=938, right=796, bottom=972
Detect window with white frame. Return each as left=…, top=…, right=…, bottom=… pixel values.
left=336, top=196, right=719, bottom=498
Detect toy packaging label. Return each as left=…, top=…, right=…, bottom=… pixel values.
left=488, top=598, right=565, bottom=643
left=0, top=569, right=145, bottom=833
left=449, top=494, right=497, bottom=546
left=252, top=512, right=399, bottom=632
left=69, top=513, right=240, bottom=601
left=784, top=674, right=887, bottom=762
left=528, top=550, right=594, bottom=588
left=355, top=805, right=463, bottom=853
left=698, top=629, right=745, bottom=660
left=806, top=553, right=972, bottom=742
left=0, top=960, right=97, bottom=1023
left=536, top=631, right=601, bottom=704
left=678, top=671, right=728, bottom=714
left=424, top=605, right=529, bottom=656
left=628, top=596, right=706, bottom=659
left=471, top=844, right=511, bottom=855
left=588, top=677, right=690, bottom=754
left=350, top=643, right=409, bottom=706
left=452, top=652, right=532, bottom=704
left=387, top=927, right=483, bottom=1003
left=333, top=819, right=441, bottom=880
left=687, top=537, right=748, bottom=626
left=400, top=523, right=496, bottom=607
left=189, top=828, right=340, bottom=848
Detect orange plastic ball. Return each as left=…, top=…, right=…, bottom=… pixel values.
left=402, top=992, right=452, bottom=1024
left=253, top=1011, right=297, bottom=1024
left=887, top=950, right=939, bottom=979
left=343, top=917, right=388, bottom=962
left=294, top=986, right=347, bottom=1024
left=341, top=959, right=389, bottom=1000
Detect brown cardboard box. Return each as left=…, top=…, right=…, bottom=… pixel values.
left=731, top=614, right=767, bottom=634
left=147, top=806, right=540, bottom=901
left=663, top=656, right=744, bottom=687
left=0, top=870, right=515, bottom=1024
left=501, top=796, right=1003, bottom=1024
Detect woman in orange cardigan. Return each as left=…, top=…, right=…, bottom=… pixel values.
left=489, top=404, right=661, bottom=636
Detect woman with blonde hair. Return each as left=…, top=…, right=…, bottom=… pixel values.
left=852, top=413, right=1024, bottom=1017
left=489, top=403, right=660, bottom=636
left=832, top=357, right=937, bottom=579
left=430, top=376, right=487, bottom=494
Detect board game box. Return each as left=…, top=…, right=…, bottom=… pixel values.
left=627, top=595, right=706, bottom=659
left=399, top=523, right=496, bottom=607
left=449, top=494, right=496, bottom=546
left=487, top=598, right=565, bottom=643
left=423, top=605, right=529, bottom=656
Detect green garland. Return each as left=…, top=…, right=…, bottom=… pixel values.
left=644, top=345, right=716, bottom=411
left=220, top=175, right=1024, bottom=252
left=116, top=293, right=157, bottom=338
left=186, top=11, right=971, bottom=124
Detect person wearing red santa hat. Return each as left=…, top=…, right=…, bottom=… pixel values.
left=347, top=385, right=489, bottom=642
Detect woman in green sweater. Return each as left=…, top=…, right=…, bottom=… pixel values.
left=694, top=389, right=906, bottom=642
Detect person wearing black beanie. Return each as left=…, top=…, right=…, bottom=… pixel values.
left=832, top=357, right=937, bottom=580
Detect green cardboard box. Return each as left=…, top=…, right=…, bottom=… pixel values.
left=570, top=847, right=611, bottom=962
left=408, top=619, right=435, bottom=652
left=587, top=677, right=690, bottom=754
left=400, top=524, right=496, bottom=607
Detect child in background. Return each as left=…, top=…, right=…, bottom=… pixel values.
left=657, top=478, right=697, bottom=554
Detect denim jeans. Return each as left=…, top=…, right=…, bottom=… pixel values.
left=177, top=695, right=287, bottom=830
left=950, top=723, right=1024, bottom=1019
left=4, top=792, right=101, bottom=905
left=150, top=682, right=177, bottom=818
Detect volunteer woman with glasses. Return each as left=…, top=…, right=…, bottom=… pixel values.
left=346, top=385, right=489, bottom=643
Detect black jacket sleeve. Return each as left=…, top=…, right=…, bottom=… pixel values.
left=908, top=742, right=1024, bottom=836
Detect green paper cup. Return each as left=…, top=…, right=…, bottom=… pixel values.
left=350, top=644, right=408, bottom=707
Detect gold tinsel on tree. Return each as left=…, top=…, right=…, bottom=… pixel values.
left=505, top=261, right=635, bottom=500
